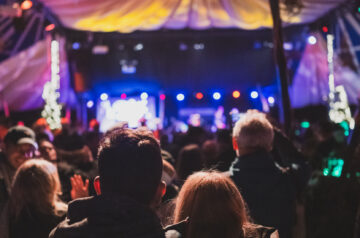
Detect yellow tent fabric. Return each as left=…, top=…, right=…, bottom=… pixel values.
left=39, top=0, right=345, bottom=33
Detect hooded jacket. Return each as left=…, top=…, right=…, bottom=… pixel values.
left=49, top=196, right=165, bottom=238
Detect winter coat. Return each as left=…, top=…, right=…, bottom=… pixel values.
left=229, top=150, right=297, bottom=238
left=49, top=196, right=166, bottom=238
left=9, top=206, right=65, bottom=238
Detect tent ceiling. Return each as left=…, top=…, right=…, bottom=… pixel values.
left=38, top=0, right=347, bottom=33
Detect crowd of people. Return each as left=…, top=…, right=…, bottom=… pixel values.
left=0, top=110, right=358, bottom=238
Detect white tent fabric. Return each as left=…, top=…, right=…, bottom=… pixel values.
left=0, top=38, right=76, bottom=112
left=38, top=0, right=346, bottom=33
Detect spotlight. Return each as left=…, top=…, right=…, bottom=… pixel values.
left=121, top=93, right=127, bottom=99
left=322, top=26, right=328, bottom=33
left=176, top=93, right=185, bottom=101
left=72, top=42, right=81, bottom=50
left=250, top=91, right=259, bottom=99
left=134, top=43, right=144, bottom=51
left=307, top=35, right=317, bottom=45
left=268, top=96, right=275, bottom=105
left=140, top=92, right=148, bottom=100
left=160, top=94, right=166, bottom=100
left=179, top=43, right=188, bottom=51
left=92, top=45, right=109, bottom=55
left=45, top=24, right=55, bottom=32
left=232, top=90, right=241, bottom=99
left=100, top=93, right=108, bottom=101
left=195, top=92, right=204, bottom=100
left=21, top=0, right=32, bottom=10
left=194, top=43, right=205, bottom=50
left=213, top=92, right=221, bottom=100
left=86, top=100, right=94, bottom=108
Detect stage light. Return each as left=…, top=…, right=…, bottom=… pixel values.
left=250, top=91, right=259, bottom=99
left=253, top=41, right=262, bottom=49
left=232, top=90, right=240, bottom=98
left=86, top=100, right=94, bottom=108
left=301, top=121, right=310, bottom=129
left=194, top=43, right=205, bottom=50
left=283, top=42, right=293, bottom=50
left=92, top=45, right=109, bottom=55
left=322, top=26, right=328, bottom=33
left=307, top=35, right=317, bottom=45
left=176, top=93, right=185, bottom=101
left=134, top=43, right=143, bottom=51
left=268, top=96, right=275, bottom=105
left=45, top=24, right=55, bottom=32
left=195, top=92, right=204, bottom=100
left=100, top=93, right=108, bottom=101
left=72, top=42, right=80, bottom=50
left=140, top=92, right=148, bottom=100
left=160, top=94, right=166, bottom=100
left=121, top=93, right=127, bottom=99
left=21, top=0, right=32, bottom=10
left=213, top=92, right=221, bottom=100
left=179, top=43, right=188, bottom=51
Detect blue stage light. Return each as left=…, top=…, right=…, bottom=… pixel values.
left=86, top=100, right=94, bottom=108
left=100, top=93, right=108, bottom=101
left=176, top=93, right=185, bottom=101
left=213, top=92, right=221, bottom=100
left=72, top=42, right=81, bottom=50
left=250, top=91, right=259, bottom=99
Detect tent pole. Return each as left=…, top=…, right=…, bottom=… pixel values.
left=269, top=0, right=292, bottom=136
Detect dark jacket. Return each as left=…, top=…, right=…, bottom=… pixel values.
left=49, top=196, right=165, bottom=238
left=9, top=207, right=65, bottom=238
left=229, top=150, right=296, bottom=238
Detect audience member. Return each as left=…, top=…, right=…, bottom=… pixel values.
left=49, top=128, right=168, bottom=238
left=230, top=111, right=309, bottom=238
left=4, top=159, right=67, bottom=238
left=0, top=126, right=37, bottom=213
left=169, top=171, right=278, bottom=238
left=175, top=144, right=203, bottom=184
left=38, top=139, right=90, bottom=202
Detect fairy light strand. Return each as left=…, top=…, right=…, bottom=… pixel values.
left=41, top=40, right=62, bottom=130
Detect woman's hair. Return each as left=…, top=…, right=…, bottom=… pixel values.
left=174, top=171, right=249, bottom=238
left=9, top=159, right=66, bottom=220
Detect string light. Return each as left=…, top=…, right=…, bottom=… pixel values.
left=42, top=40, right=62, bottom=130
left=327, top=34, right=355, bottom=129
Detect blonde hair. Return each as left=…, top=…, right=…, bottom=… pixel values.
left=9, top=159, right=67, bottom=220
left=233, top=111, right=274, bottom=152
left=174, top=171, right=249, bottom=238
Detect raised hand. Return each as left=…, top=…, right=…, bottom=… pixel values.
left=70, top=174, right=89, bottom=200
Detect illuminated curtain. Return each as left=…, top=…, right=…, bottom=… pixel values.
left=38, top=0, right=345, bottom=33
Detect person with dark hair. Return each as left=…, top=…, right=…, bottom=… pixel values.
left=0, top=126, right=37, bottom=214
left=169, top=171, right=278, bottom=238
left=175, top=144, right=203, bottom=184
left=49, top=128, right=167, bottom=238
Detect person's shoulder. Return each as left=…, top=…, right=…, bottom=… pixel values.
left=164, top=219, right=188, bottom=238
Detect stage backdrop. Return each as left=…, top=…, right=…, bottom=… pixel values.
left=38, top=0, right=345, bottom=33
